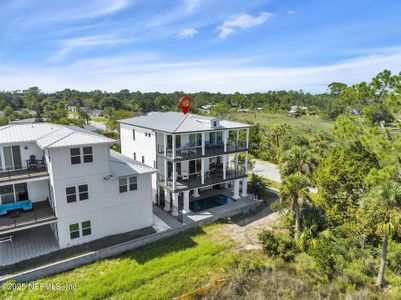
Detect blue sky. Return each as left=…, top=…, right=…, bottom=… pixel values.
left=0, top=0, right=401, bottom=93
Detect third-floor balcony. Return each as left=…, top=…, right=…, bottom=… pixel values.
left=157, top=141, right=247, bottom=161
left=0, top=158, right=48, bottom=184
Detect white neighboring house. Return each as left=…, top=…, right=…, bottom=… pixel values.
left=0, top=123, right=155, bottom=249
left=118, top=112, right=251, bottom=217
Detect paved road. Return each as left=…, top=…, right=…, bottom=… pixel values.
left=252, top=159, right=317, bottom=193
left=252, top=159, right=281, bottom=183
left=89, top=120, right=107, bottom=131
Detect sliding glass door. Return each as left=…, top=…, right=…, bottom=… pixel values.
left=2, top=146, right=22, bottom=170
left=0, top=183, right=28, bottom=204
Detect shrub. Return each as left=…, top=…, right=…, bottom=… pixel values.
left=258, top=230, right=297, bottom=262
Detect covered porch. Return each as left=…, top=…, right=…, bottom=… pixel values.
left=159, top=177, right=248, bottom=218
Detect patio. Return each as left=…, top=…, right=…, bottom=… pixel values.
left=0, top=224, right=59, bottom=267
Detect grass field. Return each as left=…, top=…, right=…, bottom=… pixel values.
left=230, top=112, right=333, bottom=133
left=1, top=224, right=257, bottom=300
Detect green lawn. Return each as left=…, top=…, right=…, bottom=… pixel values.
left=90, top=116, right=108, bottom=123
left=1, top=225, right=250, bottom=300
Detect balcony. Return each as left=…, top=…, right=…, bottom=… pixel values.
left=157, top=141, right=247, bottom=161
left=158, top=167, right=247, bottom=192
left=0, top=200, right=56, bottom=234
left=0, top=163, right=48, bottom=184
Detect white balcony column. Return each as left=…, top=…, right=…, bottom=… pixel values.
left=163, top=132, right=167, bottom=155
left=223, top=155, right=227, bottom=180
left=183, top=190, right=190, bottom=214
left=193, top=188, right=200, bottom=198
left=172, top=162, right=177, bottom=190
left=245, top=152, right=248, bottom=173
left=201, top=158, right=205, bottom=184
left=172, top=193, right=179, bottom=216
left=201, top=132, right=205, bottom=155
left=223, top=130, right=229, bottom=152
left=233, top=179, right=240, bottom=199
left=172, top=134, right=176, bottom=159
left=164, top=189, right=171, bottom=211
left=241, top=178, right=248, bottom=197
left=164, top=159, right=168, bottom=185
left=245, top=128, right=249, bottom=149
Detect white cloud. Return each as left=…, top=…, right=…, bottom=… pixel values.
left=287, top=10, right=296, bottom=15
left=184, top=0, right=199, bottom=12
left=49, top=35, right=130, bottom=62
left=179, top=28, right=198, bottom=39
left=218, top=12, right=274, bottom=39
left=2, top=49, right=401, bottom=93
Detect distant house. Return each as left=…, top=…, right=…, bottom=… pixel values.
left=90, top=109, right=104, bottom=117
left=67, top=106, right=77, bottom=113
left=239, top=108, right=249, bottom=113
left=288, top=106, right=300, bottom=117
left=200, top=104, right=214, bottom=113
left=257, top=107, right=263, bottom=111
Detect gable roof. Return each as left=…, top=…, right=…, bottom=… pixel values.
left=0, top=123, right=115, bottom=148
left=118, top=112, right=251, bottom=134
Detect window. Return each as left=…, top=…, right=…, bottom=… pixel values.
left=129, top=176, right=137, bottom=191
left=119, top=178, right=128, bottom=193
left=82, top=221, right=92, bottom=236
left=132, top=129, right=136, bottom=140
left=66, top=185, right=88, bottom=203
left=70, top=148, right=81, bottom=165
left=66, top=186, right=77, bottom=203
left=213, top=121, right=217, bottom=127
left=78, top=184, right=89, bottom=201
left=119, top=176, right=137, bottom=193
left=142, top=156, right=145, bottom=164
left=83, top=147, right=93, bottom=163
left=69, top=223, right=80, bottom=239
left=133, top=152, right=136, bottom=160
left=145, top=132, right=148, bottom=137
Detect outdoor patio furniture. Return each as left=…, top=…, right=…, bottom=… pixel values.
left=181, top=149, right=189, bottom=156
left=0, top=200, right=32, bottom=215
left=182, top=171, right=189, bottom=180
left=27, top=155, right=38, bottom=169
left=0, top=235, right=13, bottom=244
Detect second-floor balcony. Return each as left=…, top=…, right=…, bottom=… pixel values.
left=0, top=200, right=56, bottom=234
left=158, top=166, right=247, bottom=192
left=0, top=158, right=48, bottom=184
left=157, top=141, right=247, bottom=161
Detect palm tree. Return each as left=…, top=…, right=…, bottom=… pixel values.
left=360, top=180, right=401, bottom=287
left=280, top=145, right=316, bottom=177
left=280, top=173, right=310, bottom=235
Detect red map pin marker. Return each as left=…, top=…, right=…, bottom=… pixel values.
left=179, top=96, right=191, bottom=114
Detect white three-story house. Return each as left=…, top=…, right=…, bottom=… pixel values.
left=0, top=123, right=155, bottom=249
left=118, top=112, right=251, bottom=217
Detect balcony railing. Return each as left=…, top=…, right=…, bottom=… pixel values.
left=156, top=141, right=247, bottom=160
left=158, top=166, right=247, bottom=191
left=0, top=200, right=56, bottom=233
left=0, top=165, right=48, bottom=183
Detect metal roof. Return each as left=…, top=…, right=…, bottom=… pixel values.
left=110, top=150, right=156, bottom=177
left=0, top=123, right=115, bottom=148
left=118, top=112, right=252, bottom=133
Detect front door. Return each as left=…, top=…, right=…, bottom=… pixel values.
left=3, top=146, right=22, bottom=170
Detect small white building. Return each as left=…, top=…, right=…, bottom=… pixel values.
left=118, top=112, right=251, bottom=217
left=0, top=123, right=155, bottom=249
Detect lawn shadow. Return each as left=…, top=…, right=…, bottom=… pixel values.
left=124, top=227, right=206, bottom=264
